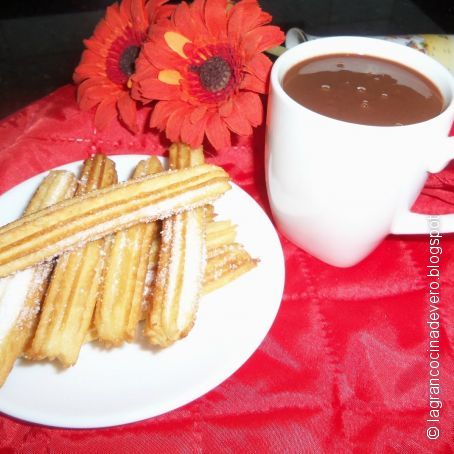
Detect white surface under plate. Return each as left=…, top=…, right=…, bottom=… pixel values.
left=0, top=154, right=285, bottom=429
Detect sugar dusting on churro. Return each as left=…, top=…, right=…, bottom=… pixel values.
left=0, top=151, right=259, bottom=387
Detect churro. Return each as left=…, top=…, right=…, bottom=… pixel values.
left=0, top=150, right=257, bottom=372
left=0, top=164, right=230, bottom=278
left=28, top=155, right=118, bottom=367
left=86, top=229, right=258, bottom=345
left=145, top=144, right=207, bottom=347
left=203, top=243, right=259, bottom=294
left=0, top=171, right=77, bottom=386
left=206, top=220, right=237, bottom=250
left=95, top=157, right=163, bottom=345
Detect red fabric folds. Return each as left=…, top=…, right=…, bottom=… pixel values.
left=0, top=85, right=452, bottom=453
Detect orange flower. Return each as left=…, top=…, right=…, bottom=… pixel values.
left=73, top=0, right=173, bottom=132
left=132, top=0, right=284, bottom=149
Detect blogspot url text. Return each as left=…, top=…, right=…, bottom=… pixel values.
left=426, top=215, right=442, bottom=441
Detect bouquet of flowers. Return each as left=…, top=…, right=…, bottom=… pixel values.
left=73, top=0, right=284, bottom=150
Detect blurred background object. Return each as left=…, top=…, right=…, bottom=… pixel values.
left=0, top=0, right=453, bottom=120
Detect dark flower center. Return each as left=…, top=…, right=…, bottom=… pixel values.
left=119, top=45, right=140, bottom=77
left=192, top=56, right=232, bottom=92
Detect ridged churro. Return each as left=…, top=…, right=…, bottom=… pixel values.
left=206, top=220, right=237, bottom=250
left=0, top=164, right=230, bottom=278
left=203, top=243, right=259, bottom=295
left=133, top=216, right=247, bottom=304
left=85, top=223, right=258, bottom=345
left=95, top=157, right=163, bottom=345
left=0, top=171, right=77, bottom=386
left=28, top=155, right=118, bottom=367
left=0, top=150, right=257, bottom=376
left=145, top=145, right=207, bottom=347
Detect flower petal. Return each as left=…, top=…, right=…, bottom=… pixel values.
left=181, top=111, right=207, bottom=147
left=240, top=72, right=267, bottom=93
left=77, top=78, right=105, bottom=103
left=218, top=98, right=233, bottom=117
left=94, top=98, right=118, bottom=130
left=120, top=0, right=134, bottom=21
left=228, top=1, right=271, bottom=41
left=243, top=25, right=284, bottom=57
left=143, top=38, right=185, bottom=70
left=74, top=63, right=105, bottom=80
left=166, top=105, right=191, bottom=142
left=106, top=4, right=129, bottom=34
left=236, top=91, right=263, bottom=126
left=117, top=92, right=138, bottom=132
left=164, top=31, right=191, bottom=59
left=204, top=0, right=228, bottom=39
left=189, top=0, right=206, bottom=31
left=149, top=0, right=175, bottom=22
left=83, top=38, right=108, bottom=58
left=77, top=49, right=105, bottom=67
left=158, top=69, right=182, bottom=85
left=206, top=113, right=231, bottom=150
left=79, top=93, right=100, bottom=111
left=173, top=1, right=198, bottom=41
left=83, top=84, right=121, bottom=101
left=223, top=102, right=253, bottom=136
left=150, top=100, right=183, bottom=129
left=138, top=78, right=180, bottom=100
left=129, top=0, right=148, bottom=30
left=190, top=105, right=208, bottom=123
left=244, top=52, right=272, bottom=82
left=104, top=4, right=126, bottom=34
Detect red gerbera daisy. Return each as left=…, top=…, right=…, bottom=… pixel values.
left=131, top=0, right=284, bottom=149
left=73, top=0, right=173, bottom=132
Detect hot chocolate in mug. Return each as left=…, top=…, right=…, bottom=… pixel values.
left=265, top=36, right=454, bottom=267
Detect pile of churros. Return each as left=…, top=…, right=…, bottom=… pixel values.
left=0, top=144, right=258, bottom=386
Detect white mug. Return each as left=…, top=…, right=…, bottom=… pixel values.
left=265, top=36, right=454, bottom=267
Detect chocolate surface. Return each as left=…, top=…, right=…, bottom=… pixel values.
left=283, top=54, right=444, bottom=126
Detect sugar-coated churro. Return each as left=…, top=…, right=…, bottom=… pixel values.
left=0, top=164, right=230, bottom=278
left=86, top=229, right=258, bottom=345
left=126, top=216, right=240, bottom=310
left=28, top=155, right=118, bottom=367
left=206, top=220, right=237, bottom=250
left=0, top=171, right=77, bottom=386
left=145, top=144, right=207, bottom=347
left=95, top=157, right=163, bottom=345
left=0, top=149, right=257, bottom=373
left=202, top=243, right=259, bottom=295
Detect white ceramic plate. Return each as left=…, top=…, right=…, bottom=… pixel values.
left=0, top=155, right=285, bottom=428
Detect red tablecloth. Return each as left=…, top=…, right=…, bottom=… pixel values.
left=0, top=85, right=453, bottom=453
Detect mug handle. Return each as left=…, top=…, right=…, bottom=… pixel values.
left=391, top=211, right=454, bottom=234
left=391, top=137, right=454, bottom=234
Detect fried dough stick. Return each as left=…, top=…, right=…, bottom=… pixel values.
left=0, top=171, right=77, bottom=386
left=0, top=164, right=231, bottom=278
left=141, top=219, right=255, bottom=295
left=85, top=222, right=258, bottom=344
left=95, top=157, right=163, bottom=345
left=145, top=144, right=207, bottom=347
left=205, top=220, right=236, bottom=249
left=28, top=155, right=118, bottom=367
left=202, top=243, right=259, bottom=294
